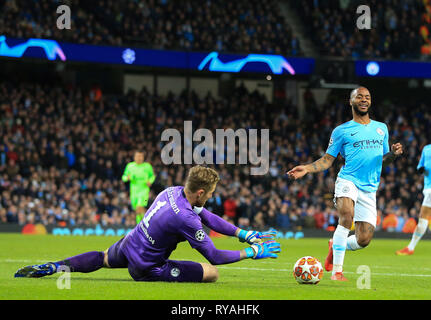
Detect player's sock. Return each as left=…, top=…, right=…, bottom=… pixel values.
left=346, top=235, right=363, bottom=251
left=332, top=225, right=350, bottom=275
left=54, top=251, right=105, bottom=273
left=407, top=218, right=429, bottom=251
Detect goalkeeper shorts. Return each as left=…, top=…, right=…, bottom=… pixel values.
left=107, top=237, right=204, bottom=282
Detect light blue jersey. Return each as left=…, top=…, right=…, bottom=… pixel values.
left=417, top=144, right=431, bottom=190
left=326, top=120, right=390, bottom=192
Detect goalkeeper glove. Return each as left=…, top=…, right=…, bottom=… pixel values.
left=244, top=240, right=281, bottom=259
left=238, top=229, right=277, bottom=245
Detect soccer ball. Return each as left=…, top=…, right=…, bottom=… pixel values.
left=293, top=256, right=324, bottom=284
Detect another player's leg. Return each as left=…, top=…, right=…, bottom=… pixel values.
left=347, top=221, right=374, bottom=251
left=396, top=205, right=431, bottom=255
left=134, top=191, right=149, bottom=224
left=135, top=206, right=147, bottom=224
left=327, top=197, right=354, bottom=281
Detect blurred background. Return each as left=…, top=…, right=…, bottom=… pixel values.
left=1, top=0, right=431, bottom=236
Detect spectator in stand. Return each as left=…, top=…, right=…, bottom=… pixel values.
left=0, top=80, right=430, bottom=232
left=292, top=0, right=425, bottom=59
left=0, top=0, right=302, bottom=56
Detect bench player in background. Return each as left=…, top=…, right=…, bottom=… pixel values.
left=288, top=87, right=403, bottom=281
left=122, top=151, right=155, bottom=224
left=396, top=144, right=431, bottom=255
left=15, top=165, right=280, bottom=282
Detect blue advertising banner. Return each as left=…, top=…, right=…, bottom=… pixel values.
left=0, top=35, right=314, bottom=75
left=356, top=60, right=431, bottom=78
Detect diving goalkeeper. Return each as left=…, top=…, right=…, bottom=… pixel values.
left=14, top=165, right=281, bottom=282
left=122, top=151, right=155, bottom=224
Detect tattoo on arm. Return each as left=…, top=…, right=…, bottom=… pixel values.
left=307, top=154, right=335, bottom=173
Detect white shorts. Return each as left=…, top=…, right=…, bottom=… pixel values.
left=423, top=189, right=431, bottom=208
left=333, top=177, right=377, bottom=228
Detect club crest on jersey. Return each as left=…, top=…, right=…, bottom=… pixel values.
left=376, top=128, right=384, bottom=136
left=195, top=230, right=206, bottom=241
left=170, top=267, right=180, bottom=277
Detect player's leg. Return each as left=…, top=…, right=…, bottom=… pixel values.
left=128, top=260, right=219, bottom=283
left=14, top=238, right=127, bottom=278
left=329, top=197, right=354, bottom=280
left=200, top=262, right=219, bottom=282
left=397, top=205, right=431, bottom=255
left=135, top=206, right=147, bottom=224
left=325, top=178, right=357, bottom=280
left=14, top=251, right=105, bottom=278
left=133, top=191, right=149, bottom=224
left=347, top=221, right=374, bottom=250
left=346, top=190, right=377, bottom=251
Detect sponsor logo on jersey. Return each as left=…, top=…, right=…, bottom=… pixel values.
left=353, top=139, right=383, bottom=149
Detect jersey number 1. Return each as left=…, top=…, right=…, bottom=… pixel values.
left=142, top=200, right=167, bottom=228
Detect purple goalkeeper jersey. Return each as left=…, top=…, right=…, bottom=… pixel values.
left=121, top=186, right=241, bottom=271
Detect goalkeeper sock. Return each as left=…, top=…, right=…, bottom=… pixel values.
left=332, top=225, right=350, bottom=274
left=55, top=251, right=105, bottom=273
left=407, top=218, right=429, bottom=251
left=346, top=235, right=363, bottom=251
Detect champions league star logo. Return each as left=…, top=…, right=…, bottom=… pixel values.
left=122, top=48, right=136, bottom=64
left=195, top=230, right=206, bottom=241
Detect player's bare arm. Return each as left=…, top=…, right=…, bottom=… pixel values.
left=382, top=142, right=403, bottom=168
left=287, top=153, right=336, bottom=180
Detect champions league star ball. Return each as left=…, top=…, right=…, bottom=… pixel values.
left=293, top=256, right=324, bottom=284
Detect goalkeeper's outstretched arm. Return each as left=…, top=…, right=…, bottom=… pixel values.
left=196, top=207, right=277, bottom=243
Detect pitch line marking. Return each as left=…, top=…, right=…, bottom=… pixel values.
left=217, top=266, right=431, bottom=277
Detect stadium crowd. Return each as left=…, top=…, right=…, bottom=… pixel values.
left=0, top=80, right=429, bottom=233
left=291, top=0, right=426, bottom=59
left=0, top=0, right=301, bottom=56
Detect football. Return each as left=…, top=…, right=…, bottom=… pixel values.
left=293, top=256, right=324, bottom=284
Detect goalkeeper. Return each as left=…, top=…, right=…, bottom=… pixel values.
left=15, top=165, right=281, bottom=283
left=122, top=151, right=155, bottom=224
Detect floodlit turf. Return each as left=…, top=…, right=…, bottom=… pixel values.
left=1, top=233, right=431, bottom=300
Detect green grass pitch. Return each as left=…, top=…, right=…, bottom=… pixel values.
left=1, top=233, right=431, bottom=300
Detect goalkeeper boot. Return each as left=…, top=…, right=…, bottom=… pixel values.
left=14, top=262, right=57, bottom=278
left=330, top=271, right=348, bottom=281
left=324, top=239, right=333, bottom=272
left=395, top=247, right=414, bottom=256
